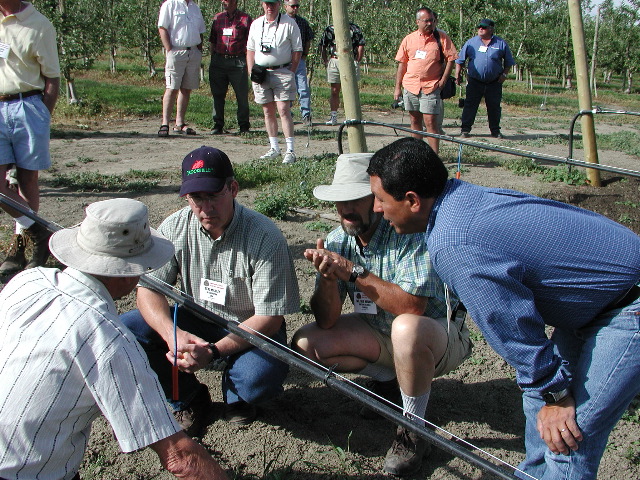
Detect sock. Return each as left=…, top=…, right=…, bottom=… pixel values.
left=269, top=137, right=280, bottom=150
left=285, top=137, right=294, bottom=153
left=330, top=110, right=337, bottom=117
left=401, top=388, right=430, bottom=426
left=358, top=363, right=396, bottom=382
left=15, top=215, right=34, bottom=231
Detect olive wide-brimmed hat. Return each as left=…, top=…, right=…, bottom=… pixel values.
left=313, top=153, right=374, bottom=202
left=49, top=198, right=174, bottom=277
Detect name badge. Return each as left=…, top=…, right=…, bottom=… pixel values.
left=0, top=43, right=10, bottom=59
left=199, top=278, right=227, bottom=305
left=414, top=50, right=427, bottom=59
left=354, top=290, right=377, bottom=314
left=478, top=45, right=488, bottom=53
left=223, top=27, right=233, bottom=36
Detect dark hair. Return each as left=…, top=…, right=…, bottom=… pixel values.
left=367, top=138, right=448, bottom=200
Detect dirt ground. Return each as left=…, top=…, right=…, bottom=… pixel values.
left=1, top=109, right=639, bottom=480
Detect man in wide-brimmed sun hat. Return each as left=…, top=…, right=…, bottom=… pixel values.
left=0, top=198, right=228, bottom=480
left=291, top=153, right=472, bottom=476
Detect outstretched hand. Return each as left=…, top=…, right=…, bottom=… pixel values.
left=303, top=238, right=352, bottom=281
left=165, top=329, right=212, bottom=374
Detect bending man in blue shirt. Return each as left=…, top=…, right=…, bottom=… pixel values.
left=455, top=19, right=515, bottom=139
left=367, top=137, right=640, bottom=480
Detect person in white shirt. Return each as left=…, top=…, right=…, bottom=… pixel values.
left=157, top=0, right=206, bottom=137
left=247, top=0, right=302, bottom=164
left=0, top=198, right=228, bottom=480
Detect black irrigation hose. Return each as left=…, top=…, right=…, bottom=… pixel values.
left=337, top=118, right=640, bottom=179
left=0, top=191, right=520, bottom=480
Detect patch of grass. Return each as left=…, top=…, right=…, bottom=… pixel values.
left=48, top=170, right=164, bottom=192
left=304, top=221, right=333, bottom=233
left=77, top=156, right=94, bottom=164
left=503, top=158, right=547, bottom=176
left=254, top=192, right=291, bottom=220
left=304, top=432, right=363, bottom=476
left=615, top=200, right=640, bottom=208
left=540, top=165, right=588, bottom=185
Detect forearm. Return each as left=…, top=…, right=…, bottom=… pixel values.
left=394, top=62, right=406, bottom=97
left=137, top=286, right=174, bottom=344
left=309, top=277, right=343, bottom=329
left=290, top=50, right=302, bottom=73
left=214, top=314, right=284, bottom=356
left=353, top=273, right=426, bottom=316
left=151, top=432, right=229, bottom=479
left=441, top=60, right=454, bottom=80
left=159, top=28, right=172, bottom=52
left=42, top=77, right=59, bottom=114
left=246, top=50, right=255, bottom=71
left=355, top=46, right=364, bottom=62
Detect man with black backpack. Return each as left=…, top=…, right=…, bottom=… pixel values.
left=394, top=7, right=457, bottom=154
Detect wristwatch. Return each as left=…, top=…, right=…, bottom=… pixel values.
left=208, top=343, right=221, bottom=362
left=542, top=388, right=570, bottom=405
left=349, top=264, right=366, bottom=282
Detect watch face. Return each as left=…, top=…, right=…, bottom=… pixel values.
left=354, top=265, right=365, bottom=275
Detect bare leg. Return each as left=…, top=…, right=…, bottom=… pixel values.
left=0, top=165, right=35, bottom=218
left=276, top=101, right=294, bottom=139
left=262, top=102, right=279, bottom=138
left=162, top=89, right=178, bottom=126
left=329, top=83, right=341, bottom=112
left=175, top=88, right=192, bottom=127
left=423, top=113, right=440, bottom=154
left=408, top=111, right=424, bottom=141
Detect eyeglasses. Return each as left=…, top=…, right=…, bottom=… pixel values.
left=478, top=26, right=490, bottom=29
left=186, top=189, right=229, bottom=207
left=289, top=4, right=300, bottom=7
left=418, top=18, right=435, bottom=23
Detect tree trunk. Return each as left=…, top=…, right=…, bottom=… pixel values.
left=110, top=46, right=117, bottom=74
left=589, top=7, right=600, bottom=96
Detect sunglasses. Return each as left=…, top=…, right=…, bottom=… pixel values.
left=289, top=3, right=300, bottom=6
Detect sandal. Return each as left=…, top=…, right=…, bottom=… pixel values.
left=158, top=124, right=169, bottom=137
left=174, top=124, right=196, bottom=135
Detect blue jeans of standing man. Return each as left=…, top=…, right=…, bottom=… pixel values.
left=121, top=306, right=289, bottom=410
left=461, top=76, right=503, bottom=135
left=294, top=59, right=311, bottom=119
left=516, top=297, right=640, bottom=480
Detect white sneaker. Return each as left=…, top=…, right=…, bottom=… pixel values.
left=260, top=148, right=281, bottom=159
left=325, top=113, right=338, bottom=126
left=282, top=151, right=296, bottom=164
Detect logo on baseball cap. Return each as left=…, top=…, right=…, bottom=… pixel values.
left=179, top=146, right=234, bottom=196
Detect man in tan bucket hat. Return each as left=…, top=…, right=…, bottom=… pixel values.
left=0, top=198, right=228, bottom=480
left=292, top=153, right=472, bottom=476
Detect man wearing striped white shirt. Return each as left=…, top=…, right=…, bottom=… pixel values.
left=0, top=199, right=228, bottom=480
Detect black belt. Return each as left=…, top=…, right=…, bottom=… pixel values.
left=0, top=89, right=42, bottom=102
left=266, top=63, right=290, bottom=70
left=216, top=53, right=242, bottom=59
left=607, top=285, right=640, bottom=310
left=174, top=46, right=192, bottom=50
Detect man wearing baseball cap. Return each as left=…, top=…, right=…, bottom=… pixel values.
left=291, top=153, right=471, bottom=476
left=0, top=198, right=228, bottom=479
left=122, top=146, right=299, bottom=434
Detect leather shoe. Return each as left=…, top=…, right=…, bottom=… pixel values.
left=173, top=385, right=212, bottom=437
left=210, top=127, right=225, bottom=135
left=224, top=400, right=257, bottom=425
left=383, top=426, right=431, bottom=476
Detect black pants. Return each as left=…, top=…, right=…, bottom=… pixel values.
left=461, top=76, right=503, bottom=135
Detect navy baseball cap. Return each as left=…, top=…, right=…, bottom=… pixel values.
left=180, top=146, right=234, bottom=196
left=478, top=19, right=495, bottom=28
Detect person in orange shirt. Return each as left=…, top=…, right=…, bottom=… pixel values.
left=394, top=7, right=457, bottom=153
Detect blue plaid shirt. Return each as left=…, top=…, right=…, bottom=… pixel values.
left=322, top=218, right=449, bottom=336
left=426, top=179, right=640, bottom=392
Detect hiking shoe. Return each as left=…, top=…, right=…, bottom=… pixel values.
left=173, top=385, right=212, bottom=437
left=24, top=223, right=52, bottom=269
left=282, top=151, right=297, bottom=164
left=224, top=400, right=257, bottom=425
left=360, top=378, right=401, bottom=420
left=302, top=114, right=312, bottom=127
left=460, top=131, right=470, bottom=138
left=260, top=148, right=281, bottom=159
left=325, top=113, right=338, bottom=126
left=210, top=127, right=225, bottom=135
left=0, top=233, right=27, bottom=274
left=492, top=132, right=505, bottom=139
left=383, top=426, right=431, bottom=476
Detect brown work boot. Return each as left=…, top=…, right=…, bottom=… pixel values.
left=359, top=378, right=401, bottom=420
left=0, top=233, right=27, bottom=274
left=24, top=223, right=52, bottom=269
left=172, top=385, right=212, bottom=437
left=383, top=426, right=431, bottom=476
left=224, top=400, right=257, bottom=425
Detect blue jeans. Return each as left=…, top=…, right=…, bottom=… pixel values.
left=517, top=298, right=640, bottom=480
left=121, top=307, right=289, bottom=411
left=294, top=59, right=311, bottom=118
left=461, top=76, right=503, bottom=135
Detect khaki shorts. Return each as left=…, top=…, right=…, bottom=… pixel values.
left=403, top=88, right=443, bottom=116
left=326, top=57, right=360, bottom=84
left=165, top=48, right=202, bottom=90
left=252, top=67, right=296, bottom=104
left=367, top=313, right=472, bottom=378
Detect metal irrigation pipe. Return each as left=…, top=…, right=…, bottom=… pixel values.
left=337, top=119, right=640, bottom=179
left=0, top=192, right=520, bottom=480
left=569, top=107, right=640, bottom=167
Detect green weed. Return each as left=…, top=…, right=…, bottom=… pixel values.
left=48, top=170, right=163, bottom=192
left=77, top=156, right=94, bottom=164
left=540, top=165, right=588, bottom=185
left=254, top=192, right=291, bottom=220
left=503, top=158, right=547, bottom=176
left=304, top=221, right=333, bottom=233
left=304, top=432, right=363, bottom=476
